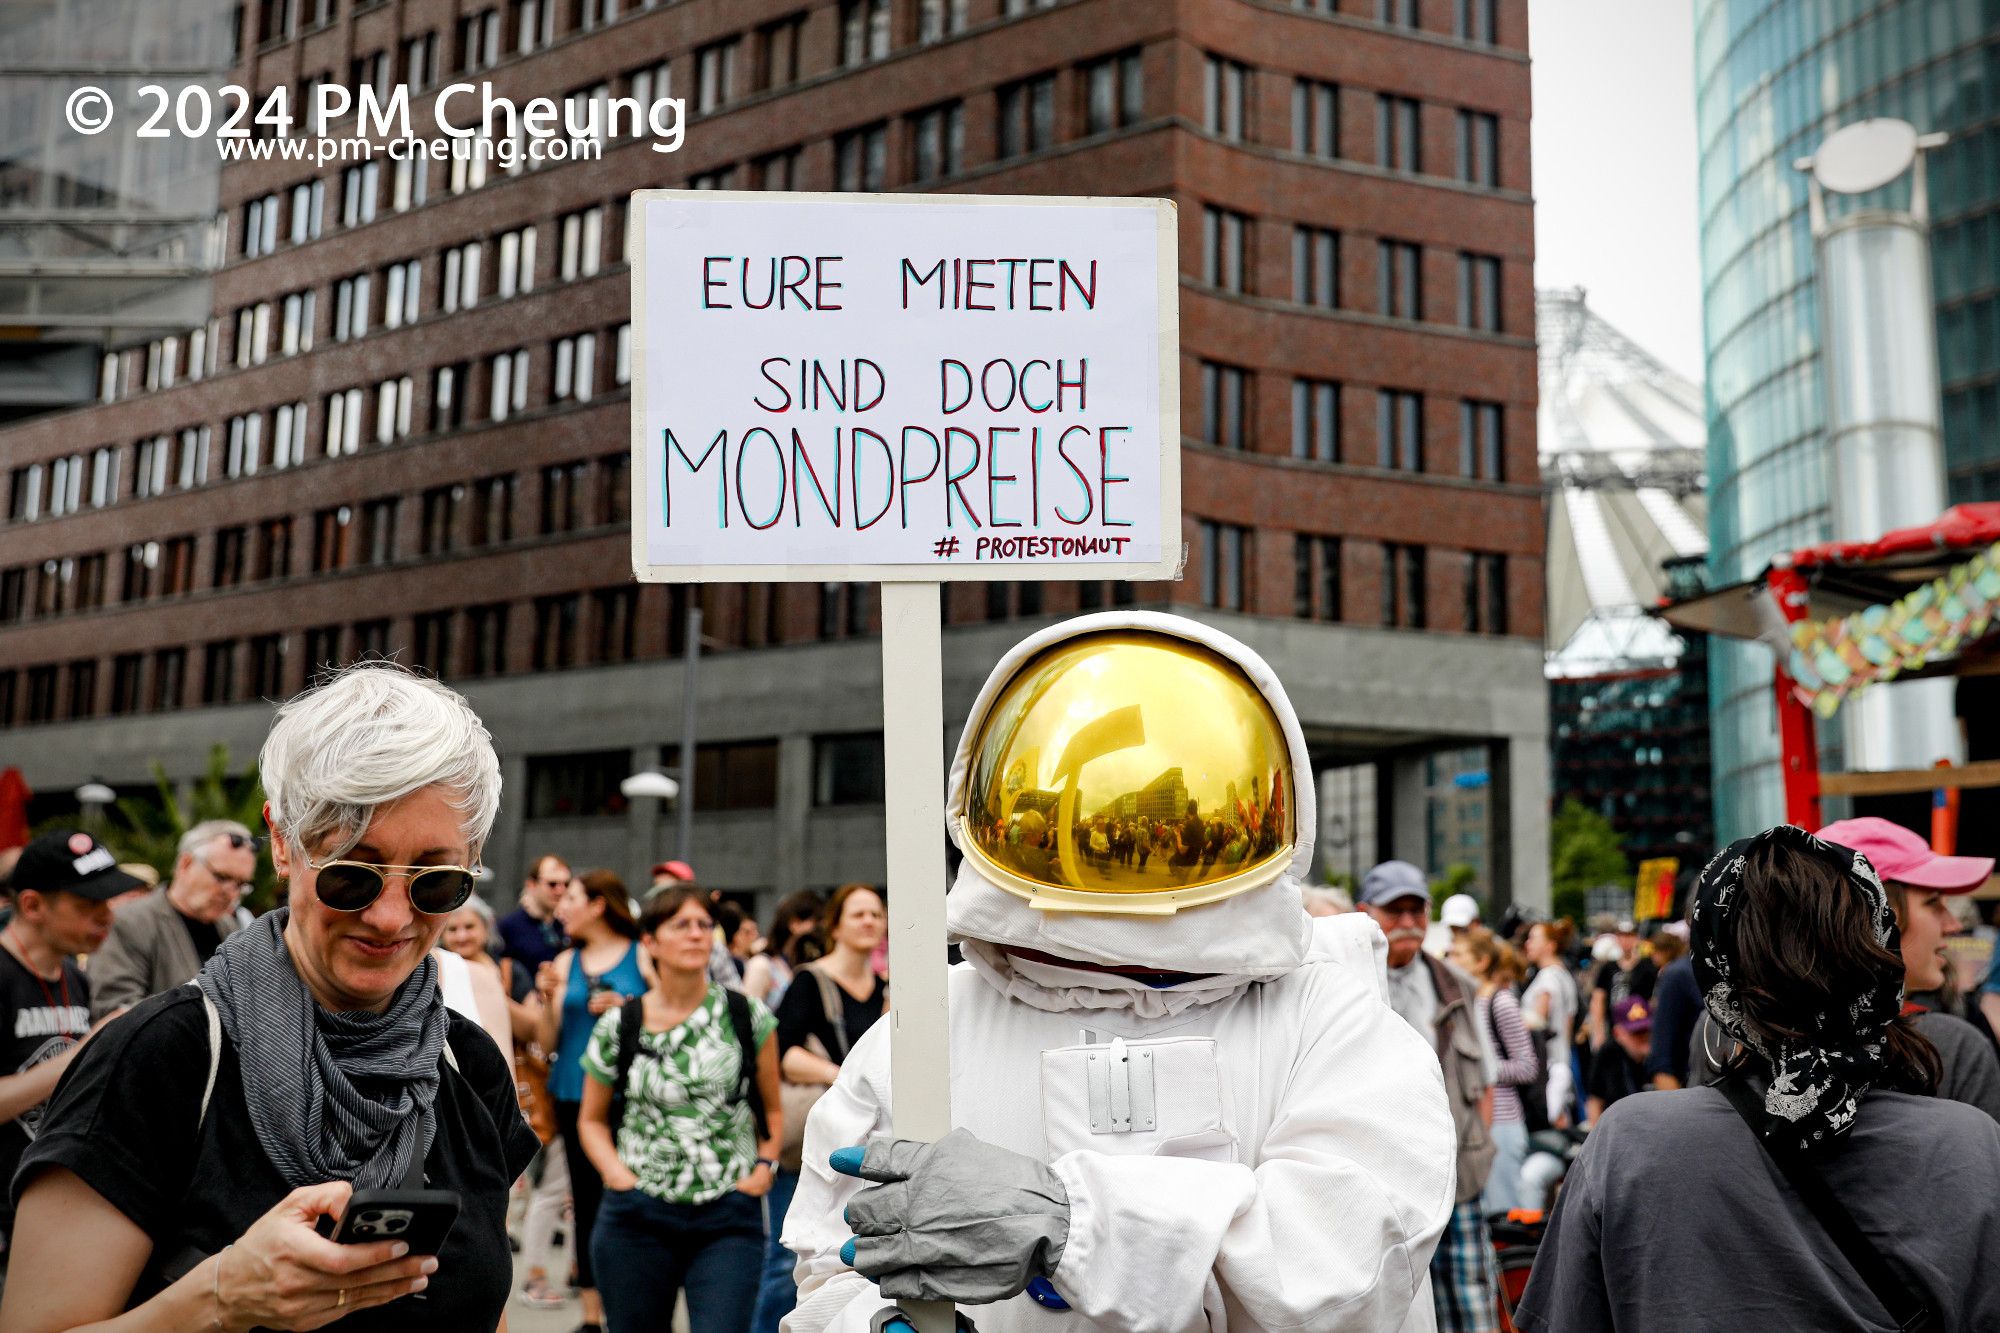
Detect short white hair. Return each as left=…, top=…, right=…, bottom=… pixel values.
left=178, top=819, right=254, bottom=863
left=261, top=664, right=501, bottom=862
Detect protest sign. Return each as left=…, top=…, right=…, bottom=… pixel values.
left=628, top=191, right=1180, bottom=581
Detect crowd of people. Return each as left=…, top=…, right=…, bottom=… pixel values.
left=0, top=647, right=1998, bottom=1331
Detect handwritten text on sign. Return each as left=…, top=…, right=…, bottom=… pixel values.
left=631, top=193, right=1176, bottom=578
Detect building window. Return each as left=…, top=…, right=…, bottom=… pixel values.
left=1377, top=94, right=1420, bottom=172
left=1378, top=239, right=1421, bottom=319
left=25, top=666, right=58, bottom=724
left=996, top=74, right=1056, bottom=157
left=1458, top=252, right=1501, bottom=331
left=65, top=659, right=98, bottom=720
left=553, top=333, right=597, bottom=403
left=840, top=0, right=891, bottom=65
left=235, top=302, right=271, bottom=367
left=458, top=8, right=501, bottom=71
left=225, top=414, right=263, bottom=478
left=835, top=124, right=888, bottom=191
left=465, top=603, right=509, bottom=676
left=352, top=619, right=391, bottom=660
left=340, top=161, right=380, bottom=227
left=1292, top=225, right=1337, bottom=307
left=1293, top=78, right=1338, bottom=158
left=334, top=273, right=371, bottom=340
left=325, top=387, right=364, bottom=455
left=695, top=38, right=737, bottom=114
left=756, top=149, right=801, bottom=191
left=1292, top=378, right=1338, bottom=462
left=383, top=258, right=421, bottom=328
left=1199, top=361, right=1249, bottom=450
left=433, top=363, right=469, bottom=432
left=1083, top=48, right=1143, bottom=133
left=359, top=498, right=399, bottom=565
left=910, top=102, right=964, bottom=182
left=658, top=739, right=783, bottom=811
left=253, top=516, right=293, bottom=579
left=244, top=193, right=279, bottom=257
left=375, top=376, right=414, bottom=443
left=1466, top=552, right=1506, bottom=633
left=412, top=612, right=453, bottom=676
left=1202, top=207, right=1249, bottom=293
left=918, top=0, right=968, bottom=43
left=279, top=290, right=315, bottom=355
left=559, top=208, right=602, bottom=280
left=118, top=544, right=155, bottom=603
left=161, top=536, right=197, bottom=594
left=541, top=461, right=589, bottom=533
left=490, top=348, right=530, bottom=421
left=1378, top=389, right=1422, bottom=470
left=1378, top=0, right=1416, bottom=26
left=1383, top=542, right=1426, bottom=627
left=421, top=484, right=462, bottom=554
left=1198, top=520, right=1247, bottom=610
left=597, top=454, right=631, bottom=525
left=304, top=625, right=342, bottom=673
left=287, top=180, right=325, bottom=245
left=508, top=0, right=554, bottom=53
left=818, top=582, right=872, bottom=638
left=495, top=227, right=536, bottom=299
left=1456, top=109, right=1498, bottom=186
left=314, top=507, right=354, bottom=577
left=524, top=751, right=627, bottom=817
left=392, top=156, right=429, bottom=212
left=151, top=648, right=186, bottom=710
left=594, top=587, right=637, bottom=662
left=1294, top=535, right=1340, bottom=620
left=533, top=594, right=581, bottom=669
left=1203, top=55, right=1248, bottom=140
left=271, top=402, right=308, bottom=468
left=814, top=733, right=885, bottom=806
left=248, top=634, right=287, bottom=697
left=756, top=15, right=804, bottom=89
left=471, top=474, right=515, bottom=546
left=110, top=654, right=143, bottom=716
left=401, top=30, right=438, bottom=88
left=1460, top=400, right=1502, bottom=480
left=1456, top=0, right=1495, bottom=43
left=202, top=640, right=238, bottom=705
left=443, top=241, right=482, bottom=311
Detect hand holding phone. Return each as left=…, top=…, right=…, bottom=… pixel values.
left=318, top=1188, right=461, bottom=1257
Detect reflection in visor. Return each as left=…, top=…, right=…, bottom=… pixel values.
left=962, top=633, right=1293, bottom=903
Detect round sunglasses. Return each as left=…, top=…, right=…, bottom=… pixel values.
left=305, top=856, right=480, bottom=915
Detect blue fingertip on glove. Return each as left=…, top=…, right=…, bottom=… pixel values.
left=841, top=1238, right=858, bottom=1267
left=831, top=1145, right=867, bottom=1177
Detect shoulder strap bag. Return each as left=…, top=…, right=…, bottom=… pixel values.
left=778, top=963, right=852, bottom=1171
left=1716, top=1075, right=1940, bottom=1333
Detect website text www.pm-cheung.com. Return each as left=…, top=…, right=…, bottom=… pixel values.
left=219, top=131, right=605, bottom=168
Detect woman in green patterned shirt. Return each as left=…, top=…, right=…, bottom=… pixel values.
left=577, top=884, right=783, bottom=1333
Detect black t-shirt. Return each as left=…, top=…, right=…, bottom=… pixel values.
left=1591, top=955, right=1659, bottom=1011
left=177, top=910, right=222, bottom=966
left=15, top=988, right=538, bottom=1330
left=775, top=968, right=884, bottom=1063
left=0, top=948, right=90, bottom=1232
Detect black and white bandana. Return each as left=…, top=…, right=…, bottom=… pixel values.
left=1690, top=823, right=1902, bottom=1153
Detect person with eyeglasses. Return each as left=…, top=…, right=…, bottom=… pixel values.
left=1358, top=859, right=1502, bottom=1333
left=3, top=664, right=538, bottom=1332
left=499, top=855, right=573, bottom=974
left=86, top=820, right=258, bottom=1021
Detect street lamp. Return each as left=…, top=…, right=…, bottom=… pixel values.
left=73, top=779, right=114, bottom=828
left=619, top=770, right=681, bottom=802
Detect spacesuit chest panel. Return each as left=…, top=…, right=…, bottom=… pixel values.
left=1040, top=1035, right=1237, bottom=1163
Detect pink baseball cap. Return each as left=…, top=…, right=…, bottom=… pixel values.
left=1815, top=817, right=1994, bottom=894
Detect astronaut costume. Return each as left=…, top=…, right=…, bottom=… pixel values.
left=783, top=612, right=1457, bottom=1333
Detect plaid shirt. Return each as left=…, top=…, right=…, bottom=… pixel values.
left=1430, top=1200, right=1499, bottom=1333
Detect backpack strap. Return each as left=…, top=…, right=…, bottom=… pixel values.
left=609, top=995, right=646, bottom=1139
left=810, top=964, right=851, bottom=1061
left=723, top=988, right=770, bottom=1142
left=198, top=992, right=222, bottom=1129
left=1717, top=1075, right=1939, bottom=1333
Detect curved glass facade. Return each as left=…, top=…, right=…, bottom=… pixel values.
left=1695, top=0, right=2000, bottom=840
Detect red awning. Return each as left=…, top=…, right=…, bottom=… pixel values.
left=0, top=768, right=31, bottom=852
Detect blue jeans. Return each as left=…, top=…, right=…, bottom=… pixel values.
left=591, top=1186, right=765, bottom=1333
left=750, top=1166, right=801, bottom=1333
left=1481, top=1119, right=1529, bottom=1217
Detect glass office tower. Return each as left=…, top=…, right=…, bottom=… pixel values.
left=1695, top=0, right=2000, bottom=840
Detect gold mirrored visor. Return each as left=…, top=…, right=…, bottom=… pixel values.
left=959, top=632, right=1295, bottom=914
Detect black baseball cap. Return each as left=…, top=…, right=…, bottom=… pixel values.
left=12, top=830, right=145, bottom=901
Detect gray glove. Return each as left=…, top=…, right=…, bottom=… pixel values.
left=836, top=1128, right=1070, bottom=1304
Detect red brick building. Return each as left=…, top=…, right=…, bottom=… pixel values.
left=1, top=0, right=1547, bottom=910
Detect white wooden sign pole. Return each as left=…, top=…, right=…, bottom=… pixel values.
left=877, top=580, right=953, bottom=1333
left=630, top=191, right=1178, bottom=1333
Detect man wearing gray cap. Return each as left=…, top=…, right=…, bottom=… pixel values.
left=1360, top=859, right=1501, bottom=1333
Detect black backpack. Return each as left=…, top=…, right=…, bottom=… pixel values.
left=610, top=991, right=769, bottom=1140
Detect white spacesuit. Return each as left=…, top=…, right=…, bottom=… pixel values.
left=783, top=612, right=1456, bottom=1333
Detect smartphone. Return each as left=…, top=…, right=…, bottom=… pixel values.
left=318, top=1188, right=461, bottom=1256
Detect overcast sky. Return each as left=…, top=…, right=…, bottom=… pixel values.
left=1529, top=0, right=1706, bottom=382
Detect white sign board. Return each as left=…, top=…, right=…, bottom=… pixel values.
left=629, top=191, right=1180, bottom=582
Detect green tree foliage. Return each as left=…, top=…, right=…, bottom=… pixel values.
left=1550, top=798, right=1629, bottom=924
left=109, top=746, right=277, bottom=912
left=1429, top=862, right=1479, bottom=913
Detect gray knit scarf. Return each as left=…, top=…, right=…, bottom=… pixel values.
left=196, top=908, right=447, bottom=1190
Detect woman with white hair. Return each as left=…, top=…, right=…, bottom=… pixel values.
left=3, top=665, right=539, bottom=1331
